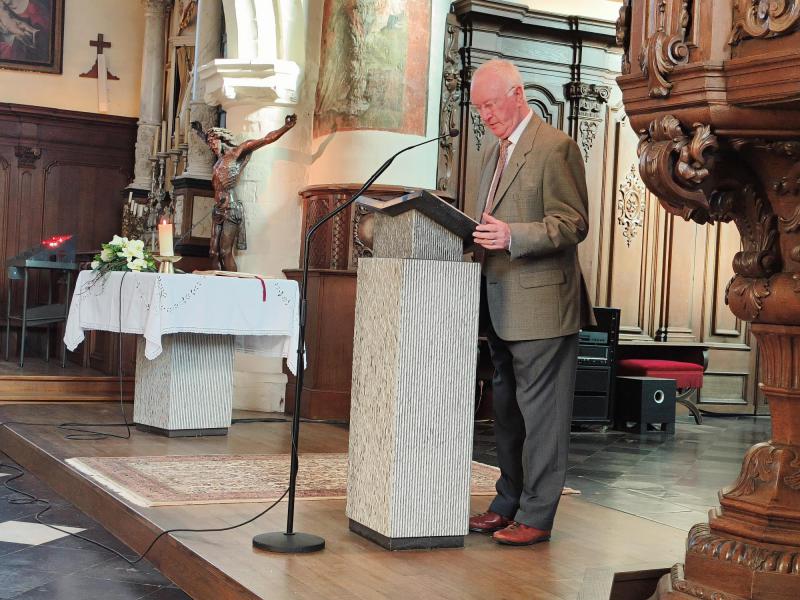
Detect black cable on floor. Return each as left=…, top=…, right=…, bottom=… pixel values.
left=0, top=460, right=288, bottom=565
left=0, top=265, right=298, bottom=563
left=56, top=270, right=133, bottom=441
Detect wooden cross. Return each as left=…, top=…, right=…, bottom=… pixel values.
left=90, top=33, right=111, bottom=55
left=79, top=33, right=119, bottom=80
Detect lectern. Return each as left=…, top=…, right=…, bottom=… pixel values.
left=345, top=191, right=480, bottom=550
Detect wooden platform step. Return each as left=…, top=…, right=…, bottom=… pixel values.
left=0, top=375, right=134, bottom=402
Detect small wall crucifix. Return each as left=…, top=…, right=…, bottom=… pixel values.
left=80, top=33, right=119, bottom=80
left=80, top=33, right=118, bottom=113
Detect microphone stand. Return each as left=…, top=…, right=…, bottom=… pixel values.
left=253, top=130, right=458, bottom=554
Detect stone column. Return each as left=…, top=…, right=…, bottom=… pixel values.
left=181, top=0, right=222, bottom=180
left=130, top=0, right=171, bottom=191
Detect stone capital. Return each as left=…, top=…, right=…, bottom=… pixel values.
left=141, top=0, right=172, bottom=14
left=199, top=59, right=300, bottom=111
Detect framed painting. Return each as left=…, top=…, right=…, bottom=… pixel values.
left=0, top=0, right=64, bottom=74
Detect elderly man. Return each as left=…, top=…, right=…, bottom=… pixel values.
left=467, top=59, right=589, bottom=545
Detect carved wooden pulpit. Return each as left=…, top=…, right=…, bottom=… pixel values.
left=617, top=1, right=800, bottom=599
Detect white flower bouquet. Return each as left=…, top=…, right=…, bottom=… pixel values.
left=91, top=235, right=157, bottom=273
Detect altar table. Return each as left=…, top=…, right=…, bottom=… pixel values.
left=64, top=271, right=299, bottom=436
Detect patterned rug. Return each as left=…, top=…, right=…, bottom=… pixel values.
left=66, top=454, right=503, bottom=508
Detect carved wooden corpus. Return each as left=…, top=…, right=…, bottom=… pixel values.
left=618, top=1, right=800, bottom=599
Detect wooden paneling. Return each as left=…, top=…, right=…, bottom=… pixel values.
left=283, top=269, right=356, bottom=420
left=439, top=1, right=758, bottom=411
left=0, top=103, right=137, bottom=375
left=602, top=112, right=657, bottom=340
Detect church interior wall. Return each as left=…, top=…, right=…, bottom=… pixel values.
left=0, top=0, right=145, bottom=117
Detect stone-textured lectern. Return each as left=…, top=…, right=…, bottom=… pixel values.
left=346, top=191, right=481, bottom=550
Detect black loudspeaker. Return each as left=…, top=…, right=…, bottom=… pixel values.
left=614, top=376, right=676, bottom=433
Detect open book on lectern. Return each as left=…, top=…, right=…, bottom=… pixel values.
left=356, top=190, right=479, bottom=251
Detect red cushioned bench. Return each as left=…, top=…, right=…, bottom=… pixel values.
left=616, top=359, right=704, bottom=424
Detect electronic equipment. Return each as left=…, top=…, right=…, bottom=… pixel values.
left=572, top=307, right=620, bottom=423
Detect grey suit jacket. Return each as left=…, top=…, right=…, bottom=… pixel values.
left=468, top=115, right=590, bottom=341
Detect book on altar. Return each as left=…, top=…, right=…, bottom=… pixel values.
left=192, top=270, right=264, bottom=278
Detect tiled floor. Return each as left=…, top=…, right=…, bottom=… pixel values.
left=0, top=453, right=190, bottom=600
left=474, top=414, right=772, bottom=531
left=0, top=414, right=772, bottom=599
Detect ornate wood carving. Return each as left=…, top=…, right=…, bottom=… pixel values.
left=637, top=115, right=718, bottom=221
left=638, top=0, right=692, bottom=98
left=565, top=82, right=610, bottom=162
left=437, top=15, right=462, bottom=193
left=687, top=523, right=800, bottom=575
left=14, top=147, right=41, bottom=169
left=725, top=276, right=770, bottom=320
left=730, top=0, right=800, bottom=45
left=470, top=108, right=485, bottom=151
left=618, top=0, right=800, bottom=597
left=617, top=164, right=646, bottom=246
left=670, top=562, right=743, bottom=600
left=724, top=442, right=800, bottom=498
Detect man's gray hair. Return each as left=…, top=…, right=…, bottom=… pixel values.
left=472, top=59, right=525, bottom=91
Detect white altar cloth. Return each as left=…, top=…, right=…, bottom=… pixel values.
left=64, top=271, right=300, bottom=374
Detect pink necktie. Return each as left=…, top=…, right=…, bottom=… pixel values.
left=482, top=139, right=511, bottom=220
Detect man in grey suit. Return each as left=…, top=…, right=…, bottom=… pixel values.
left=467, top=59, right=590, bottom=545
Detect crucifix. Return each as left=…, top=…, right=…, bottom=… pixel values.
left=80, top=33, right=119, bottom=113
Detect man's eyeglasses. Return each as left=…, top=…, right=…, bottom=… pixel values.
left=470, top=86, right=519, bottom=114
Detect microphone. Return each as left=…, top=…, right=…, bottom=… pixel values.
left=254, top=127, right=462, bottom=554
left=307, top=128, right=460, bottom=244
left=361, top=128, right=460, bottom=192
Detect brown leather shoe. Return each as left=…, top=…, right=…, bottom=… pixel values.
left=492, top=522, right=551, bottom=546
left=468, top=511, right=512, bottom=533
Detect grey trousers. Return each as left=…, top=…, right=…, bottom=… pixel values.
left=486, top=326, right=578, bottom=530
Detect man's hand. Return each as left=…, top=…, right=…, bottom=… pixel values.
left=473, top=213, right=511, bottom=251
left=285, top=114, right=298, bottom=128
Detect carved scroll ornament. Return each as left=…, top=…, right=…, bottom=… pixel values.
left=638, top=116, right=782, bottom=321
left=638, top=0, right=692, bottom=97
left=637, top=115, right=718, bottom=223
left=730, top=0, right=800, bottom=45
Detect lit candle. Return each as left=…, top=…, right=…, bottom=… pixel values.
left=158, top=218, right=174, bottom=257
left=160, top=120, right=167, bottom=153
left=127, top=190, right=133, bottom=210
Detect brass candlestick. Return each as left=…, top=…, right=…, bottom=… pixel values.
left=154, top=255, right=182, bottom=274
